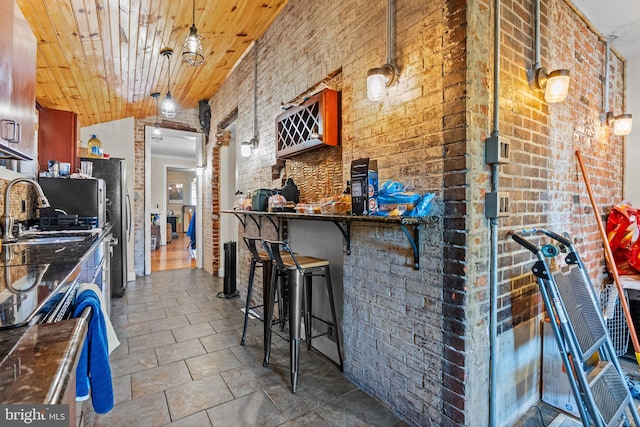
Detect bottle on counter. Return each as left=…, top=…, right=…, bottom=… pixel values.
left=87, top=134, right=103, bottom=158
left=342, top=180, right=352, bottom=214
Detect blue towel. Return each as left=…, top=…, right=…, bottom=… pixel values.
left=73, top=289, right=114, bottom=414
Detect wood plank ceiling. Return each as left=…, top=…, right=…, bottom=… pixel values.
left=15, top=0, right=289, bottom=127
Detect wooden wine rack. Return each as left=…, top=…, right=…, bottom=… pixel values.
left=276, top=89, right=339, bottom=158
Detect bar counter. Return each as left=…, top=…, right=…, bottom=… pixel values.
left=222, top=209, right=439, bottom=270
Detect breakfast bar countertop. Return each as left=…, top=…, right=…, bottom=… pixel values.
left=222, top=210, right=439, bottom=270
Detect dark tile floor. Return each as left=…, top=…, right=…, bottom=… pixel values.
left=80, top=268, right=408, bottom=427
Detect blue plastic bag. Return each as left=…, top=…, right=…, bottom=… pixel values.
left=407, top=193, right=436, bottom=217
left=379, top=180, right=405, bottom=195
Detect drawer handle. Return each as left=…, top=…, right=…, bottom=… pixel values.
left=0, top=119, right=21, bottom=143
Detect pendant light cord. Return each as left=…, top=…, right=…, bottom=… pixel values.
left=167, top=54, right=172, bottom=94
left=192, top=0, right=196, bottom=27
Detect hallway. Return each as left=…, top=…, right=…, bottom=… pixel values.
left=81, top=268, right=407, bottom=426
left=151, top=233, right=196, bottom=272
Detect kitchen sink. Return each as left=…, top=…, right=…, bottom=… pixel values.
left=11, top=235, right=88, bottom=245
left=5, top=230, right=97, bottom=246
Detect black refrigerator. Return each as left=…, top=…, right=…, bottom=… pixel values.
left=81, top=157, right=130, bottom=297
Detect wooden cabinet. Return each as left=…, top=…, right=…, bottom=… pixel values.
left=0, top=1, right=37, bottom=175
left=37, top=107, right=79, bottom=174
left=276, top=89, right=340, bottom=158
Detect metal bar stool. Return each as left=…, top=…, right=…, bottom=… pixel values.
left=240, top=237, right=286, bottom=347
left=261, top=239, right=343, bottom=393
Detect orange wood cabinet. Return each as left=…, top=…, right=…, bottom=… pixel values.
left=37, top=107, right=79, bottom=174
left=276, top=88, right=340, bottom=158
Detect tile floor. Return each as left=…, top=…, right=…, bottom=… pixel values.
left=80, top=268, right=408, bottom=427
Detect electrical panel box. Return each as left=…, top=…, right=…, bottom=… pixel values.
left=485, top=135, right=510, bottom=165
left=485, top=191, right=510, bottom=218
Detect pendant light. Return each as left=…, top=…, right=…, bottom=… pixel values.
left=182, top=0, right=204, bottom=66
left=160, top=47, right=176, bottom=118
left=150, top=92, right=163, bottom=141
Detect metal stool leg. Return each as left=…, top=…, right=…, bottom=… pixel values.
left=288, top=269, right=304, bottom=393
left=277, top=270, right=286, bottom=330
left=240, top=258, right=258, bottom=346
left=324, top=265, right=343, bottom=370
left=263, top=264, right=279, bottom=367
left=303, top=274, right=313, bottom=350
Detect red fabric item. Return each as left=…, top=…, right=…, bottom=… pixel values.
left=607, top=203, right=640, bottom=274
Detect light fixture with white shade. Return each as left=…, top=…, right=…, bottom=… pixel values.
left=528, top=0, right=570, bottom=103
left=607, top=113, right=633, bottom=136
left=150, top=92, right=163, bottom=141
left=182, top=0, right=204, bottom=66
left=366, top=0, right=397, bottom=102
left=240, top=138, right=258, bottom=158
left=602, top=40, right=632, bottom=136
left=160, top=47, right=176, bottom=118
left=531, top=67, right=571, bottom=103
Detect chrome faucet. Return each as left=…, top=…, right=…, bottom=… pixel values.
left=2, top=178, right=50, bottom=240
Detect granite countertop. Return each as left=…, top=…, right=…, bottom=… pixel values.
left=0, top=226, right=111, bottom=330
left=0, top=226, right=111, bottom=404
left=0, top=318, right=87, bottom=404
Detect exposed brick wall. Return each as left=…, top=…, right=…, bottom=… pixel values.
left=463, top=0, right=627, bottom=424
left=205, top=0, right=451, bottom=425
left=201, top=0, right=627, bottom=425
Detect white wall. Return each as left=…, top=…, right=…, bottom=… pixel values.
left=624, top=58, right=640, bottom=205
left=218, top=126, right=237, bottom=277
left=150, top=156, right=195, bottom=210
left=81, top=117, right=136, bottom=282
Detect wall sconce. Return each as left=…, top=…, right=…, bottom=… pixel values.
left=240, top=138, right=258, bottom=158
left=182, top=0, right=204, bottom=66
left=528, top=0, right=570, bottom=103
left=530, top=67, right=570, bottom=103
left=607, top=113, right=633, bottom=136
left=150, top=92, right=163, bottom=141
left=160, top=47, right=177, bottom=118
left=367, top=64, right=397, bottom=102
left=602, top=40, right=632, bottom=136
left=367, top=0, right=398, bottom=102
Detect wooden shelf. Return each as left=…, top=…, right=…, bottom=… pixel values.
left=223, top=210, right=438, bottom=270
left=275, top=89, right=340, bottom=158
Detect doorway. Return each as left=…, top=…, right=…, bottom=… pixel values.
left=144, top=127, right=203, bottom=274
left=218, top=122, right=238, bottom=277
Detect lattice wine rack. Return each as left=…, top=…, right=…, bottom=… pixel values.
left=276, top=89, right=339, bottom=158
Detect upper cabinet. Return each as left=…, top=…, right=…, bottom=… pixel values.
left=37, top=108, right=79, bottom=174
left=0, top=1, right=37, bottom=176
left=276, top=89, right=340, bottom=158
